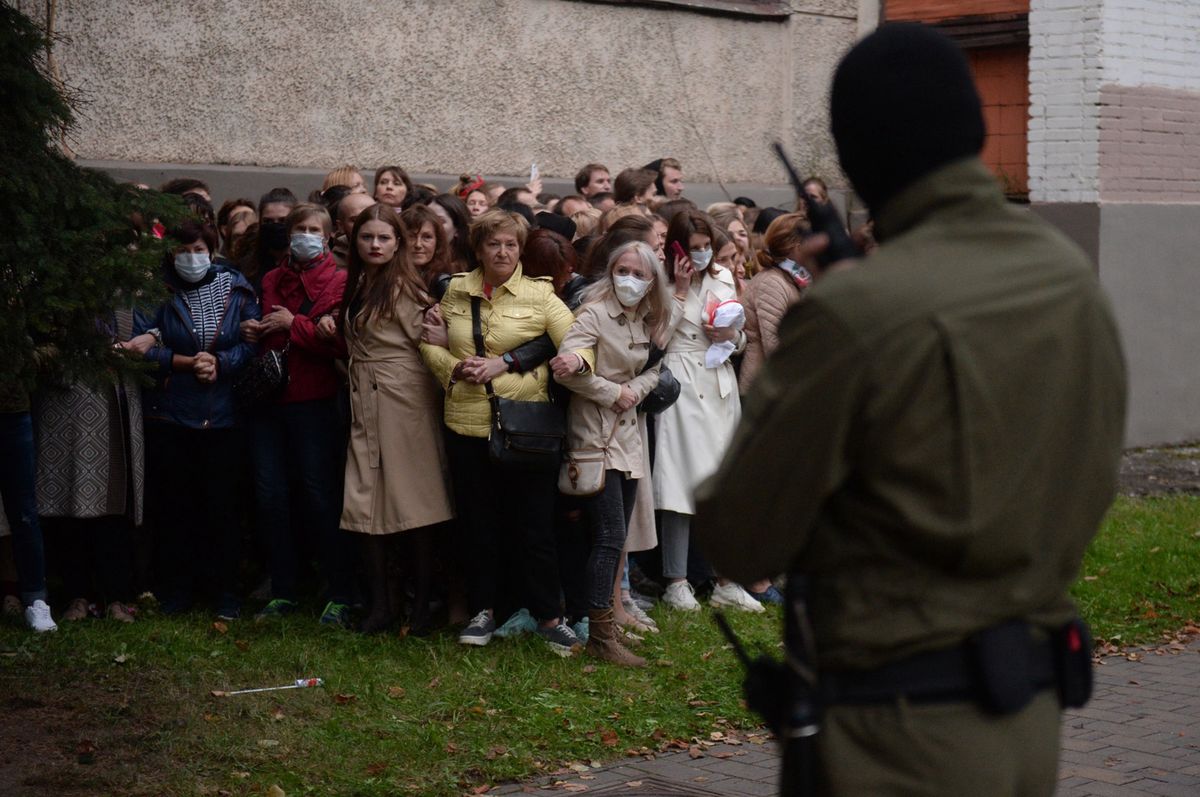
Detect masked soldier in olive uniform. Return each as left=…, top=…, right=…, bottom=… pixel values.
left=694, top=24, right=1127, bottom=796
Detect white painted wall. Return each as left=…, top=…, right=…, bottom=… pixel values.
left=1100, top=0, right=1200, bottom=90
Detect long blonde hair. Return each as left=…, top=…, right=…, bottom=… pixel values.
left=580, top=241, right=672, bottom=345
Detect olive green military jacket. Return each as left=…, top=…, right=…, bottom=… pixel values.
left=693, top=158, right=1127, bottom=671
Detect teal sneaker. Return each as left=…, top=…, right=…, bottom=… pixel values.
left=319, top=601, right=353, bottom=628
left=571, top=617, right=589, bottom=645
left=254, top=598, right=298, bottom=623
left=493, top=608, right=536, bottom=638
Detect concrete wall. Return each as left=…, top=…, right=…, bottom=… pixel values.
left=31, top=0, right=860, bottom=189
left=1097, top=204, right=1200, bottom=446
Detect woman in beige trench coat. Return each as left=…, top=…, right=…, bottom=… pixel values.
left=340, top=204, right=453, bottom=634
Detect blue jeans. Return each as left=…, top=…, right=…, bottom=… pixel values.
left=253, top=398, right=351, bottom=603
left=0, top=412, right=48, bottom=604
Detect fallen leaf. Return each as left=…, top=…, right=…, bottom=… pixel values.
left=113, top=654, right=127, bottom=664
left=257, top=739, right=279, bottom=748
left=234, top=639, right=250, bottom=652
left=267, top=786, right=286, bottom=797
left=582, top=665, right=597, bottom=674
left=445, top=742, right=461, bottom=754
left=365, top=762, right=388, bottom=776
left=76, top=739, right=97, bottom=765
left=569, top=763, right=590, bottom=773
left=231, top=772, right=250, bottom=779
left=211, top=621, right=228, bottom=635
left=387, top=686, right=406, bottom=699
left=600, top=729, right=619, bottom=747
left=485, top=745, right=508, bottom=760
left=427, top=676, right=441, bottom=689
left=271, top=709, right=284, bottom=721
left=710, top=731, right=725, bottom=740
left=561, top=785, right=589, bottom=793
left=334, top=693, right=356, bottom=704
left=710, top=750, right=735, bottom=759
left=701, top=650, right=714, bottom=661
left=468, top=786, right=490, bottom=795
left=688, top=746, right=703, bottom=759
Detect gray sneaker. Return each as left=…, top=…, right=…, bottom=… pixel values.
left=458, top=611, right=495, bottom=646
left=536, top=622, right=582, bottom=657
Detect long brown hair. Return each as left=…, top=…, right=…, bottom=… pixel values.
left=342, top=205, right=428, bottom=331
left=400, top=205, right=455, bottom=288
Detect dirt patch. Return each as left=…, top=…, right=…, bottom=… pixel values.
left=1118, top=444, right=1200, bottom=496
left=0, top=667, right=179, bottom=797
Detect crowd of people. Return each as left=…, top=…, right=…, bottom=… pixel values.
left=2, top=156, right=873, bottom=667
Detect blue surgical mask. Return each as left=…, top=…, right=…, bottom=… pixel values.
left=689, top=248, right=713, bottom=271
left=290, top=232, right=325, bottom=263
left=174, top=252, right=211, bottom=283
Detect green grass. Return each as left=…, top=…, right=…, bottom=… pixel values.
left=1, top=494, right=1194, bottom=796
left=1072, top=494, right=1200, bottom=643
left=0, top=604, right=778, bottom=796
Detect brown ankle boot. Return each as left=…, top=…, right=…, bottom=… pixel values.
left=586, top=608, right=647, bottom=667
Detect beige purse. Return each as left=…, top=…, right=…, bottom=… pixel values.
left=558, top=416, right=621, bottom=497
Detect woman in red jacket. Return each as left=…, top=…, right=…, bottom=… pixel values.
left=253, top=203, right=354, bottom=626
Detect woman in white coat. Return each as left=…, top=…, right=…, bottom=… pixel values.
left=653, top=209, right=762, bottom=613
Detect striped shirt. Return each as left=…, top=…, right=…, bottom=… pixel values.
left=181, top=271, right=233, bottom=350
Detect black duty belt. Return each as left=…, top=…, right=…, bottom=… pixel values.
left=820, top=620, right=1064, bottom=715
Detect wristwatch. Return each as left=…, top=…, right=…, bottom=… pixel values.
left=502, top=352, right=517, bottom=373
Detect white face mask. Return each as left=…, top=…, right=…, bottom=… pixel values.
left=174, top=252, right=211, bottom=283
left=690, top=248, right=713, bottom=271
left=613, top=274, right=652, bottom=308
left=290, top=232, right=325, bottom=262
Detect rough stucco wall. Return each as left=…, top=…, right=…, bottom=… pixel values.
left=50, top=0, right=857, bottom=185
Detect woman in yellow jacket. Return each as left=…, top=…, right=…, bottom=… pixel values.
left=420, top=209, right=590, bottom=655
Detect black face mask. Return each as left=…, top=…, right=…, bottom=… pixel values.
left=259, top=221, right=288, bottom=252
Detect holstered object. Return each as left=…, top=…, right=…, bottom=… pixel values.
left=470, top=296, right=564, bottom=471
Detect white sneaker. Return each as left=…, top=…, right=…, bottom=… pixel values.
left=25, top=599, right=58, bottom=632
left=662, top=581, right=700, bottom=611
left=710, top=582, right=766, bottom=613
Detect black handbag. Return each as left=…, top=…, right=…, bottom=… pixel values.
left=233, top=291, right=319, bottom=410
left=637, top=345, right=681, bottom=414
left=470, top=297, right=565, bottom=471
left=233, top=343, right=289, bottom=409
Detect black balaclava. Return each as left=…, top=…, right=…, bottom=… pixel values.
left=830, top=23, right=985, bottom=212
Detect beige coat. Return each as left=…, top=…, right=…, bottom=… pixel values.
left=652, top=267, right=744, bottom=515
left=739, top=267, right=806, bottom=394
left=557, top=294, right=661, bottom=477
left=342, top=289, right=454, bottom=534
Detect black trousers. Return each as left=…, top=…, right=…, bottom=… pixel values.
left=444, top=431, right=562, bottom=623
left=585, top=471, right=637, bottom=610
left=47, top=515, right=135, bottom=605
left=146, top=422, right=243, bottom=605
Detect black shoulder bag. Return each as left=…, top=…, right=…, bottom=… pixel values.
left=470, top=296, right=565, bottom=471
left=233, top=293, right=317, bottom=410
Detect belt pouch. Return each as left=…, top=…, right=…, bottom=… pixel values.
left=1052, top=618, right=1093, bottom=708
left=970, top=620, right=1035, bottom=715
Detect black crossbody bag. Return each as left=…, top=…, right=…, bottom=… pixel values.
left=470, top=296, right=565, bottom=471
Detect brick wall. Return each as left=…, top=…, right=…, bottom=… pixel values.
left=971, top=46, right=1030, bottom=195
left=1028, top=0, right=1103, bottom=202
left=1030, top=0, right=1200, bottom=204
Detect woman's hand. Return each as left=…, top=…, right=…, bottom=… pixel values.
left=673, top=253, right=694, bottom=300
left=316, top=315, right=338, bottom=340
left=192, top=351, right=218, bottom=384
left=118, top=333, right=156, bottom=355
left=549, top=352, right=583, bottom=380
left=460, top=355, right=508, bottom=384
left=611, top=385, right=637, bottom=413
left=421, top=305, right=449, bottom=347
left=261, top=305, right=294, bottom=335
left=703, top=324, right=738, bottom=344
left=240, top=318, right=263, bottom=343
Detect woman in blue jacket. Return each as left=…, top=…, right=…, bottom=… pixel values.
left=134, top=219, right=258, bottom=619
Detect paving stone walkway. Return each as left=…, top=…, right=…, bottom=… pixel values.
left=493, top=639, right=1200, bottom=796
